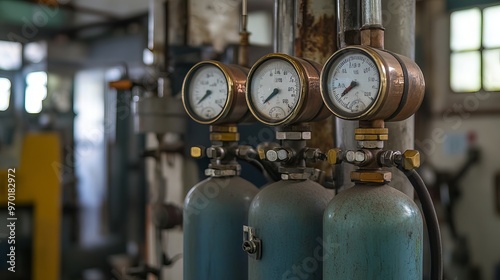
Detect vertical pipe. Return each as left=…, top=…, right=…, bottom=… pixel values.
left=149, top=0, right=167, bottom=70
left=335, top=0, right=361, bottom=191
left=274, top=0, right=296, bottom=55
left=338, top=0, right=361, bottom=48
left=383, top=0, right=416, bottom=197
left=238, top=0, right=250, bottom=68
left=149, top=0, right=188, bottom=72
left=361, top=0, right=382, bottom=27
left=293, top=0, right=336, bottom=176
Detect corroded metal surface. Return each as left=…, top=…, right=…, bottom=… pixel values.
left=294, top=0, right=337, bottom=175
left=295, top=0, right=336, bottom=63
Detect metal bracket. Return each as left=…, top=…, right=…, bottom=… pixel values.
left=242, top=225, right=262, bottom=260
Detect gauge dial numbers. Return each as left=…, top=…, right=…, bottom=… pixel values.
left=320, top=46, right=425, bottom=121
left=182, top=61, right=250, bottom=124
left=246, top=53, right=327, bottom=126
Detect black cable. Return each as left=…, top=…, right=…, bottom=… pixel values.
left=400, top=168, right=443, bottom=280
left=246, top=157, right=281, bottom=183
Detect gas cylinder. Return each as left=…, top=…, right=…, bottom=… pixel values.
left=323, top=183, right=423, bottom=279
left=245, top=179, right=333, bottom=280
left=183, top=176, right=258, bottom=280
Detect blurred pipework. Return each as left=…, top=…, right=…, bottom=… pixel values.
left=0, top=0, right=499, bottom=280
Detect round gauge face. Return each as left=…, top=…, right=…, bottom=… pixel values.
left=186, top=64, right=228, bottom=121
left=248, top=58, right=301, bottom=123
left=323, top=50, right=381, bottom=117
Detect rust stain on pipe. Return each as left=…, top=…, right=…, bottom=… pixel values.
left=295, top=0, right=337, bottom=175
left=295, top=6, right=336, bottom=62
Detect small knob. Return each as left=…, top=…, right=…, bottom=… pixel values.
left=266, top=150, right=278, bottom=162
left=242, top=241, right=257, bottom=254
left=190, top=146, right=205, bottom=158
left=277, top=149, right=290, bottom=161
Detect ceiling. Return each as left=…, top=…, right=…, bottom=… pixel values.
left=0, top=0, right=272, bottom=41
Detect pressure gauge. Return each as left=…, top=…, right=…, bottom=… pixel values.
left=182, top=61, right=250, bottom=125
left=246, top=53, right=329, bottom=126
left=320, top=45, right=425, bottom=121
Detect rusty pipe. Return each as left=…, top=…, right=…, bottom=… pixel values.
left=338, top=0, right=361, bottom=48
left=238, top=0, right=250, bottom=67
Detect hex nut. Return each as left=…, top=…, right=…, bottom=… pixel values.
left=403, top=150, right=420, bottom=170
left=327, top=148, right=341, bottom=165
left=237, top=146, right=251, bottom=158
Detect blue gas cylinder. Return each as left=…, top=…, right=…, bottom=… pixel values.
left=183, top=176, right=258, bottom=280
left=323, top=184, right=423, bottom=279
left=247, top=179, right=333, bottom=280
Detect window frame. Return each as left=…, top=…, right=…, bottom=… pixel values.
left=450, top=4, right=500, bottom=93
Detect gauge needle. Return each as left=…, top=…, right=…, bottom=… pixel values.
left=341, top=81, right=359, bottom=97
left=197, top=90, right=212, bottom=104
left=263, top=88, right=280, bottom=104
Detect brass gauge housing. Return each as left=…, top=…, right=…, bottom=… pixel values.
left=246, top=53, right=330, bottom=126
left=320, top=45, right=425, bottom=121
left=182, top=60, right=250, bottom=125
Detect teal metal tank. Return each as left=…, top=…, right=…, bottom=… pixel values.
left=183, top=176, right=258, bottom=280
left=323, top=184, right=423, bottom=279
left=247, top=179, right=332, bottom=280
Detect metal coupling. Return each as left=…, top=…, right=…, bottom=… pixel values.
left=206, top=146, right=225, bottom=159
left=266, top=148, right=293, bottom=162
left=344, top=150, right=369, bottom=165
left=304, top=148, right=327, bottom=163
left=236, top=145, right=256, bottom=160
left=378, top=150, right=402, bottom=167
left=379, top=149, right=420, bottom=170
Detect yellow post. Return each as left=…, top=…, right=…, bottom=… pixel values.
left=1, top=133, right=61, bottom=280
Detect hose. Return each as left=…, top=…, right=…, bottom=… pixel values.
left=400, top=168, right=443, bottom=280
left=245, top=157, right=281, bottom=183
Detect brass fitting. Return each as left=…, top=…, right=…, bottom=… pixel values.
left=402, top=150, right=420, bottom=170
left=354, top=128, right=389, bottom=141
left=257, top=148, right=266, bottom=160
left=209, top=125, right=240, bottom=142
left=210, top=125, right=238, bottom=133
left=210, top=132, right=240, bottom=142
left=351, top=170, right=392, bottom=184
left=327, top=148, right=342, bottom=165
left=190, top=146, right=204, bottom=158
